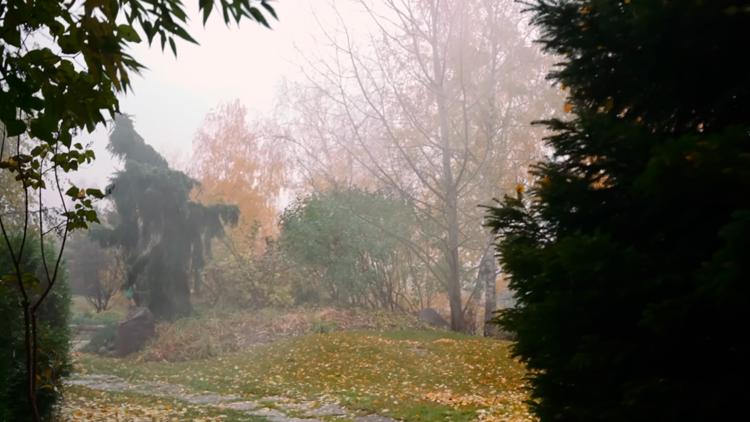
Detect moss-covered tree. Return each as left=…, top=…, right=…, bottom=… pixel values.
left=96, top=116, right=238, bottom=320
left=486, top=1, right=749, bottom=420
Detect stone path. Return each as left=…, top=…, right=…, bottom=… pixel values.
left=66, top=374, right=397, bottom=422
left=69, top=324, right=105, bottom=352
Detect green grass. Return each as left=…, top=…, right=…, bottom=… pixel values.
left=69, top=295, right=126, bottom=326
left=377, top=328, right=470, bottom=341
left=76, top=329, right=533, bottom=421
left=70, top=308, right=125, bottom=328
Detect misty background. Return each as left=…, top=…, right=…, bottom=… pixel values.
left=5, top=0, right=740, bottom=420
left=73, top=0, right=374, bottom=187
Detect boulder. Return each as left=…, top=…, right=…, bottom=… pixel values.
left=417, top=308, right=450, bottom=329
left=114, top=307, right=155, bottom=356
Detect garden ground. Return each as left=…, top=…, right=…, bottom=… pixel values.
left=60, top=305, right=532, bottom=421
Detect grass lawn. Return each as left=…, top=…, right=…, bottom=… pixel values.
left=74, top=329, right=532, bottom=421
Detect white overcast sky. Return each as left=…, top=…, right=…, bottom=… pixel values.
left=73, top=0, right=362, bottom=187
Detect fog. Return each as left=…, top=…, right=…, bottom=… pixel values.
left=72, top=0, right=375, bottom=186
left=3, top=0, right=565, bottom=420
left=4, top=1, right=744, bottom=420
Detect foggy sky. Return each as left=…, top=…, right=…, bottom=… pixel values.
left=72, top=0, right=360, bottom=188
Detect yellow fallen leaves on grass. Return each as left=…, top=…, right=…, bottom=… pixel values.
left=77, top=329, right=533, bottom=421
left=424, top=390, right=495, bottom=407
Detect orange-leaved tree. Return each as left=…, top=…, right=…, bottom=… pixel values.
left=191, top=100, right=286, bottom=252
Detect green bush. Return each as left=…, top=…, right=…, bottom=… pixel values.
left=200, top=238, right=297, bottom=310
left=0, top=236, right=71, bottom=420
left=311, top=319, right=339, bottom=334
left=280, top=188, right=425, bottom=309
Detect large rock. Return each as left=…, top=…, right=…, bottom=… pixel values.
left=114, top=307, right=155, bottom=356
left=417, top=308, right=449, bottom=329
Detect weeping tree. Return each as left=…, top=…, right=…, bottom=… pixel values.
left=96, top=115, right=238, bottom=320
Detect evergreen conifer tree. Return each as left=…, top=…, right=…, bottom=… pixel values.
left=486, top=1, right=750, bottom=420
left=96, top=115, right=238, bottom=319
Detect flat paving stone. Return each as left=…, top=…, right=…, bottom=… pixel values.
left=355, top=415, right=399, bottom=422
left=186, top=393, right=233, bottom=405
left=304, top=403, right=348, bottom=417
left=248, top=407, right=288, bottom=418
left=222, top=400, right=262, bottom=411
left=66, top=373, right=394, bottom=422
left=248, top=407, right=323, bottom=422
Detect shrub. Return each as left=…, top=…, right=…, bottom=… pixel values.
left=136, top=307, right=428, bottom=362
left=279, top=188, right=429, bottom=310
left=0, top=237, right=71, bottom=420
left=311, top=319, right=339, bottom=334
left=200, top=238, right=296, bottom=310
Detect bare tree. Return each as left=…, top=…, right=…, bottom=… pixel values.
left=281, top=0, right=559, bottom=330
left=67, top=232, right=125, bottom=312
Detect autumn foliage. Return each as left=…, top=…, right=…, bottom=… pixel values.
left=191, top=100, right=286, bottom=252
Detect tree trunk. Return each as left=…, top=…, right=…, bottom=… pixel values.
left=480, top=242, right=498, bottom=337
left=442, top=110, right=463, bottom=332
left=442, top=117, right=464, bottom=327
left=438, top=75, right=463, bottom=331
left=425, top=1, right=463, bottom=332
left=193, top=269, right=203, bottom=295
